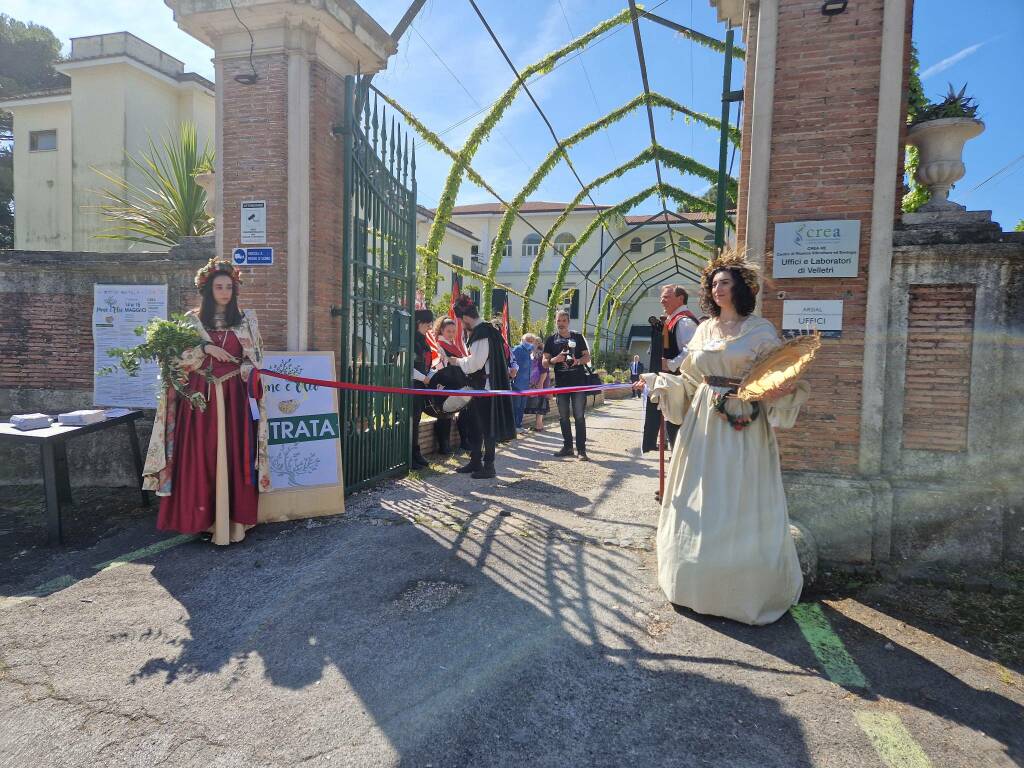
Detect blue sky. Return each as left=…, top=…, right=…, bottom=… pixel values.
left=8, top=0, right=1022, bottom=228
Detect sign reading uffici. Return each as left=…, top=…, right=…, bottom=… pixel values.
left=257, top=351, right=344, bottom=523
left=773, top=219, right=860, bottom=278
left=782, top=300, right=843, bottom=339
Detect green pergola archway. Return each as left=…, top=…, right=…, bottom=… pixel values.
left=380, top=2, right=742, bottom=349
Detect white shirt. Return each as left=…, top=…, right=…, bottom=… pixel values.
left=456, top=335, right=490, bottom=388
left=665, top=309, right=699, bottom=373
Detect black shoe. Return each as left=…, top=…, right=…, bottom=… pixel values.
left=578, top=452, right=590, bottom=462
left=553, top=446, right=574, bottom=457
left=456, top=462, right=482, bottom=474
left=471, top=465, right=496, bottom=479
left=412, top=454, right=428, bottom=469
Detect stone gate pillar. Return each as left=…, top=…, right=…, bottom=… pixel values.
left=165, top=0, right=396, bottom=353
left=719, top=0, right=913, bottom=564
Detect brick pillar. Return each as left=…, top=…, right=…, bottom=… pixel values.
left=166, top=0, right=396, bottom=354
left=731, top=0, right=911, bottom=475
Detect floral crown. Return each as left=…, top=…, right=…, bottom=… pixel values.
left=195, top=258, right=243, bottom=290
left=701, top=248, right=761, bottom=296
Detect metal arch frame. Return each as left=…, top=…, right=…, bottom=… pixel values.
left=382, top=2, right=741, bottom=345
left=583, top=215, right=713, bottom=327
left=583, top=220, right=705, bottom=327
left=513, top=142, right=732, bottom=321
left=614, top=265, right=699, bottom=341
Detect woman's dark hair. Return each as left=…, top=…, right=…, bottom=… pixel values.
left=414, top=308, right=435, bottom=328
left=434, top=316, right=456, bottom=336
left=199, top=269, right=243, bottom=329
left=699, top=267, right=757, bottom=317
left=452, top=293, right=479, bottom=320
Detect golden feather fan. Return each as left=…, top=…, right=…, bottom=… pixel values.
left=736, top=331, right=821, bottom=402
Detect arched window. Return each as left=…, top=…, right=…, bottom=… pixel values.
left=553, top=232, right=575, bottom=256
left=502, top=241, right=512, bottom=259
left=630, top=237, right=642, bottom=253
left=522, top=233, right=541, bottom=259
left=653, top=235, right=666, bottom=253
left=677, top=235, right=690, bottom=250
left=704, top=234, right=716, bottom=245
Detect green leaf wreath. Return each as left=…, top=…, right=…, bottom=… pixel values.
left=100, top=314, right=209, bottom=410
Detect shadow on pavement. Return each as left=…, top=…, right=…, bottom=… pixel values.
left=122, top=492, right=817, bottom=766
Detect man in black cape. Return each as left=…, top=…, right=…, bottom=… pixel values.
left=450, top=294, right=516, bottom=478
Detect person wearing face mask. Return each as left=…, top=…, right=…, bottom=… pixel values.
left=638, top=250, right=810, bottom=626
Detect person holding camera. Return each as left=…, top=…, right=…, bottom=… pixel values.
left=542, top=309, right=592, bottom=461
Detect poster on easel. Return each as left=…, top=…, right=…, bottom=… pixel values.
left=92, top=284, right=167, bottom=408
left=258, top=351, right=345, bottom=522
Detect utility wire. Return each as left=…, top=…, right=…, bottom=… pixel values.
left=467, top=0, right=646, bottom=285
left=555, top=0, right=620, bottom=166
left=437, top=0, right=672, bottom=138
left=408, top=21, right=534, bottom=175
left=962, top=152, right=1024, bottom=196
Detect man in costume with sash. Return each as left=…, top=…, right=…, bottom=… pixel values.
left=657, top=284, right=699, bottom=448
left=449, top=294, right=516, bottom=478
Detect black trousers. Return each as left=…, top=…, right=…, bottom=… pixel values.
left=411, top=382, right=427, bottom=458
left=556, top=390, right=587, bottom=452
left=465, top=396, right=496, bottom=466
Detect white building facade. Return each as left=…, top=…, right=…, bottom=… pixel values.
left=0, top=32, right=214, bottom=251
left=441, top=202, right=719, bottom=353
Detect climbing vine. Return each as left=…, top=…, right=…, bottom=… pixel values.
left=517, top=147, right=729, bottom=328
left=486, top=92, right=738, bottom=317
left=422, top=8, right=637, bottom=297
left=374, top=6, right=743, bottom=338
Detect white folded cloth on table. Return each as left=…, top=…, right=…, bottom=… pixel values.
left=10, top=413, right=53, bottom=431
left=57, top=409, right=107, bottom=426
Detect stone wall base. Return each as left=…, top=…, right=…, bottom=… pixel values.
left=784, top=470, right=1021, bottom=568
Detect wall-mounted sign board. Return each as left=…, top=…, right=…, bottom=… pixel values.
left=782, top=300, right=843, bottom=339
left=773, top=220, right=859, bottom=278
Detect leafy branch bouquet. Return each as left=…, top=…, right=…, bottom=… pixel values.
left=100, top=314, right=210, bottom=410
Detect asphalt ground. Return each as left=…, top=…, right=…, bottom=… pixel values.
left=1, top=400, right=1021, bottom=767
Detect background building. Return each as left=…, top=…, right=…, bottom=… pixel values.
left=0, top=32, right=213, bottom=251
left=443, top=202, right=720, bottom=351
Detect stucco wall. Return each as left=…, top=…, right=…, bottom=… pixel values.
left=10, top=100, right=73, bottom=250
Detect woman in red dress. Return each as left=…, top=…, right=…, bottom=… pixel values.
left=143, top=259, right=270, bottom=545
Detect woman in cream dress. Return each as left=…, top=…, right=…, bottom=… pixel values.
left=641, top=252, right=809, bottom=625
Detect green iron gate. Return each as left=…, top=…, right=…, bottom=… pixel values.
left=339, top=76, right=417, bottom=492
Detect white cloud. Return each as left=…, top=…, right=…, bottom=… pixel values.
left=921, top=41, right=985, bottom=80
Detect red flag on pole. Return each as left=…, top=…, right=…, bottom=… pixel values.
left=501, top=301, right=511, bottom=359
left=449, top=289, right=468, bottom=357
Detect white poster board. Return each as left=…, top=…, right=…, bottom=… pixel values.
left=258, top=351, right=344, bottom=522
left=782, top=300, right=844, bottom=339
left=93, top=284, right=167, bottom=408
left=773, top=220, right=860, bottom=278
left=240, top=200, right=267, bottom=244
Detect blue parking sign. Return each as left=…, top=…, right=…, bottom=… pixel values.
left=232, top=247, right=274, bottom=266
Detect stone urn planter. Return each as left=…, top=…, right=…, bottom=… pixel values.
left=905, top=117, right=984, bottom=212
left=193, top=170, right=216, bottom=219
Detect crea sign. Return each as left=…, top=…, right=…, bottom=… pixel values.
left=773, top=219, right=860, bottom=278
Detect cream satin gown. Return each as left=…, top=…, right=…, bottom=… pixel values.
left=644, top=316, right=809, bottom=625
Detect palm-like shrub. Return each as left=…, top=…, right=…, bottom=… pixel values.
left=94, top=121, right=214, bottom=248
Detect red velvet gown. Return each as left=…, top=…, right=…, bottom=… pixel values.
left=157, top=329, right=258, bottom=539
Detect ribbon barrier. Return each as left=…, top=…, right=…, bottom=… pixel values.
left=258, top=369, right=635, bottom=398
